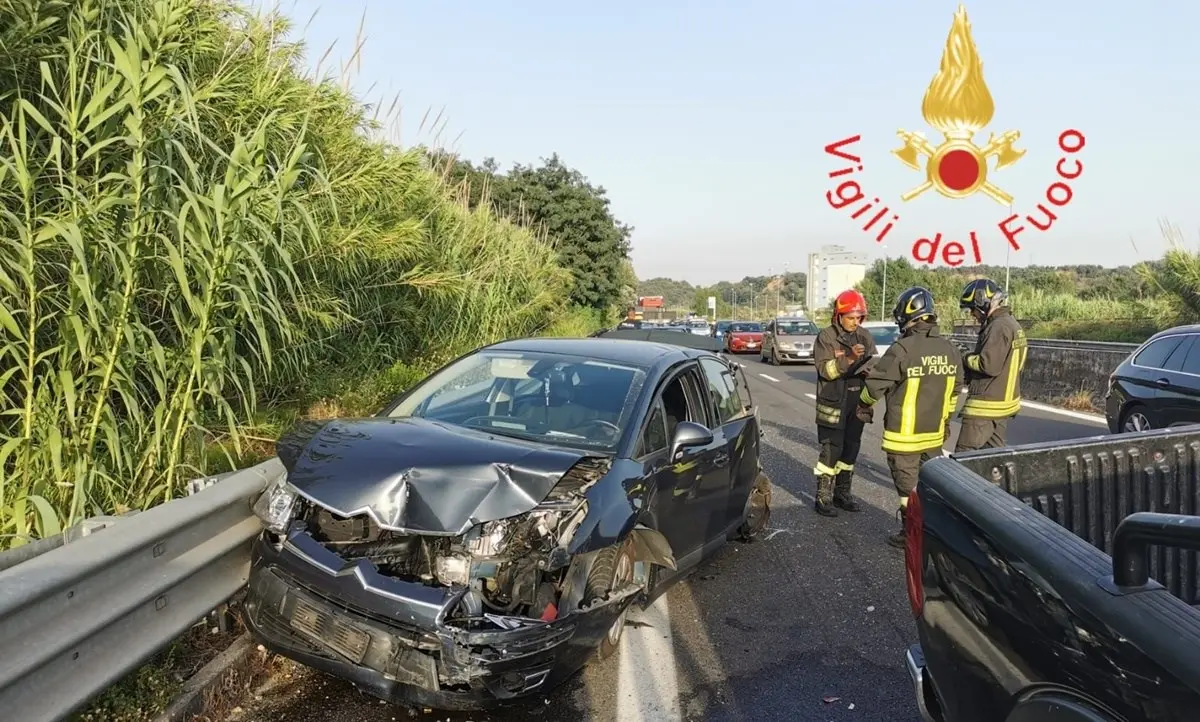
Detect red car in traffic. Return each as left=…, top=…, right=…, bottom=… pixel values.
left=724, top=321, right=764, bottom=354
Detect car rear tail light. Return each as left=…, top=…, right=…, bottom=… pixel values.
left=904, top=489, right=925, bottom=619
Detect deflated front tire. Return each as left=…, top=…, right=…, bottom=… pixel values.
left=736, top=472, right=773, bottom=542
left=589, top=538, right=637, bottom=661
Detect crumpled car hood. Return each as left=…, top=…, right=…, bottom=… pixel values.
left=277, top=417, right=592, bottom=535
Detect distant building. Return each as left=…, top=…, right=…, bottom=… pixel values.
left=806, top=245, right=867, bottom=313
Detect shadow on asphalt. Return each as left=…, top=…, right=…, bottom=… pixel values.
left=669, top=421, right=919, bottom=721
left=759, top=418, right=900, bottom=501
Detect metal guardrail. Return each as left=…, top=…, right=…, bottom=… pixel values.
left=0, top=457, right=281, bottom=722
left=0, top=516, right=127, bottom=574
left=948, top=333, right=1140, bottom=354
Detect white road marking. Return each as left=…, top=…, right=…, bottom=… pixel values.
left=617, top=595, right=681, bottom=721
left=758, top=373, right=781, bottom=383
left=804, top=392, right=816, bottom=399
left=1021, top=399, right=1108, bottom=425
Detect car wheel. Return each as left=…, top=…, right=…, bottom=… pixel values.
left=588, top=539, right=636, bottom=661
left=1121, top=405, right=1153, bottom=433
left=737, top=473, right=773, bottom=542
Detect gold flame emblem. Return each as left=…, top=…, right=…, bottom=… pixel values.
left=892, top=5, right=1024, bottom=205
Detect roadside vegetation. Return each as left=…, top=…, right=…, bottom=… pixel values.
left=0, top=0, right=628, bottom=550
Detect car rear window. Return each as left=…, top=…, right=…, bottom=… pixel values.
left=1134, top=336, right=1185, bottom=369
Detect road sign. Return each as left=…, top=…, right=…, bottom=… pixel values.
left=706, top=296, right=716, bottom=310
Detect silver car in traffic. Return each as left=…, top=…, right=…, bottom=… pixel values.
left=861, top=320, right=900, bottom=356
left=761, top=316, right=820, bottom=365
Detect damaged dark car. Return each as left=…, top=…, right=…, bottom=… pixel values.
left=241, top=335, right=773, bottom=710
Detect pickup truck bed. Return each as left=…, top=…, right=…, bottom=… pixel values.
left=906, top=427, right=1200, bottom=722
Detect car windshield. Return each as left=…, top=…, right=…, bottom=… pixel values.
left=729, top=322, right=762, bottom=333
left=776, top=320, right=818, bottom=335
left=866, top=325, right=900, bottom=344
left=387, top=350, right=647, bottom=450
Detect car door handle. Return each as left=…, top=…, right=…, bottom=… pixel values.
left=714, top=452, right=729, bottom=467
left=1156, top=377, right=1171, bottom=387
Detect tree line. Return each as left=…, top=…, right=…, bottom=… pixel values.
left=637, top=235, right=1200, bottom=343
left=428, top=152, right=637, bottom=314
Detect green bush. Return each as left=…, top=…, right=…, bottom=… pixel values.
left=1026, top=319, right=1156, bottom=344
left=0, top=0, right=577, bottom=546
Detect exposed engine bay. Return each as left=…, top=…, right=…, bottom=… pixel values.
left=294, top=457, right=612, bottom=625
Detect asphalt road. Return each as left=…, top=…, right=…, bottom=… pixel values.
left=226, top=355, right=1109, bottom=722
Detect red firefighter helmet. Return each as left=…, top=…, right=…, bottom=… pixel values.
left=833, top=289, right=868, bottom=318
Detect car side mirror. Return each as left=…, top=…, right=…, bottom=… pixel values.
left=671, top=421, right=714, bottom=462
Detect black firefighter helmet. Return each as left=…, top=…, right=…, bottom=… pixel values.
left=959, top=278, right=1005, bottom=315
left=892, top=286, right=937, bottom=328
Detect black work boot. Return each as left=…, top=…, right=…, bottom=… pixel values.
left=887, top=507, right=908, bottom=548
left=832, top=470, right=862, bottom=512
left=814, top=474, right=838, bottom=517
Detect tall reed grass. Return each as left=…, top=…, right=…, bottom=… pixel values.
left=0, top=0, right=578, bottom=547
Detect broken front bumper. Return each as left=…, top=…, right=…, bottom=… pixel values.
left=241, top=529, right=637, bottom=711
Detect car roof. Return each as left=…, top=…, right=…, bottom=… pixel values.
left=862, top=320, right=897, bottom=326
left=1148, top=324, right=1200, bottom=343
left=486, top=336, right=711, bottom=369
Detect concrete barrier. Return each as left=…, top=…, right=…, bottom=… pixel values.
left=948, top=335, right=1139, bottom=406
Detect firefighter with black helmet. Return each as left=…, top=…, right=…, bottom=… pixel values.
left=812, top=289, right=877, bottom=517
left=956, top=278, right=1027, bottom=451
left=856, top=286, right=963, bottom=547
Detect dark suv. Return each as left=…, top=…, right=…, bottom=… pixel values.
left=1104, top=324, right=1200, bottom=433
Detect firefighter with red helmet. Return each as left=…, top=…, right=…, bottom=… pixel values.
left=811, top=289, right=877, bottom=517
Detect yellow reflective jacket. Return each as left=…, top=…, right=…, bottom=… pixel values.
left=860, top=323, right=964, bottom=454
left=962, top=308, right=1026, bottom=419
left=813, top=323, right=877, bottom=429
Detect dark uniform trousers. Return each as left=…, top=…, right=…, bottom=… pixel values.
left=955, top=417, right=1010, bottom=452
left=816, top=382, right=867, bottom=501
left=886, top=449, right=938, bottom=502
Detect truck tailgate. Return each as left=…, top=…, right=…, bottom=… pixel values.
left=952, top=427, right=1200, bottom=604
left=917, top=453, right=1200, bottom=714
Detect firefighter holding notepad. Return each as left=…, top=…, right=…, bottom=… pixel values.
left=811, top=289, right=877, bottom=517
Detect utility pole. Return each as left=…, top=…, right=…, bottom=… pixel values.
left=777, top=263, right=787, bottom=316
left=880, top=244, right=889, bottom=321
left=1005, top=204, right=1012, bottom=292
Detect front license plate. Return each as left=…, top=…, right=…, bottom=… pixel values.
left=288, top=595, right=371, bottom=663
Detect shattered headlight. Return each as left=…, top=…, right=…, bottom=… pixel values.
left=252, top=473, right=298, bottom=535
left=778, top=342, right=794, bottom=350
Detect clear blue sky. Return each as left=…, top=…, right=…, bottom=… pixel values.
left=272, top=0, right=1200, bottom=284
